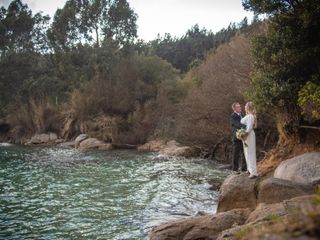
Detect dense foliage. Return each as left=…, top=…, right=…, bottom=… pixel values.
left=0, top=0, right=252, bottom=144
left=145, top=20, right=249, bottom=72
left=243, top=0, right=320, bottom=144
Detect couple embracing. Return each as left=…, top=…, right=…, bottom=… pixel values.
left=230, top=102, right=258, bottom=179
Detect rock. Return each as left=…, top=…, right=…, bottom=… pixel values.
left=159, top=140, right=198, bottom=157
left=138, top=140, right=198, bottom=157
left=55, top=138, right=64, bottom=144
left=49, top=132, right=58, bottom=141
left=283, top=194, right=320, bottom=215
left=257, top=177, right=314, bottom=204
left=149, top=208, right=251, bottom=240
left=138, top=140, right=167, bottom=152
left=217, top=173, right=258, bottom=213
left=160, top=145, right=196, bottom=158
left=57, top=141, right=75, bottom=148
left=78, top=138, right=112, bottom=150
left=217, top=194, right=320, bottom=240
left=245, top=202, right=287, bottom=224
left=98, top=143, right=113, bottom=150
left=74, top=134, right=89, bottom=148
left=29, top=132, right=58, bottom=144
left=274, top=152, right=320, bottom=186
left=208, top=179, right=223, bottom=191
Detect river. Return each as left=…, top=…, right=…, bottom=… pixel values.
left=0, top=144, right=230, bottom=239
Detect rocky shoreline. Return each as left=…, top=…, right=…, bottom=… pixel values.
left=4, top=131, right=199, bottom=158
left=149, top=152, right=320, bottom=240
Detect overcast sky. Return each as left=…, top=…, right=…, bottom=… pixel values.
left=0, top=0, right=253, bottom=41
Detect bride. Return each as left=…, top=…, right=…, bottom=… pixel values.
left=241, top=102, right=258, bottom=179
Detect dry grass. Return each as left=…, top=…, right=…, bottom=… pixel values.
left=6, top=99, right=61, bottom=141
left=257, top=143, right=320, bottom=175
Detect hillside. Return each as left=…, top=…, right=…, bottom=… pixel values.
left=174, top=23, right=278, bottom=162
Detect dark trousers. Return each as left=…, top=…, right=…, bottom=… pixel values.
left=232, top=140, right=247, bottom=171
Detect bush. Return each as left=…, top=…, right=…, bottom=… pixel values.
left=298, top=81, right=320, bottom=121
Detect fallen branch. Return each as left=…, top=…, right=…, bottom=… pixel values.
left=299, top=125, right=320, bottom=130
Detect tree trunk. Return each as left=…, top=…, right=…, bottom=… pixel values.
left=95, top=25, right=99, bottom=47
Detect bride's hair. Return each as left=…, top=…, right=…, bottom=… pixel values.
left=246, top=101, right=258, bottom=128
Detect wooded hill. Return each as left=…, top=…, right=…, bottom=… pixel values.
left=0, top=0, right=250, bottom=146
left=0, top=0, right=319, bottom=162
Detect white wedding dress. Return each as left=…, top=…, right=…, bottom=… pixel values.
left=240, top=114, right=258, bottom=176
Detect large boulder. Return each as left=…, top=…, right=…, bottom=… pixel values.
left=74, top=134, right=89, bottom=148
left=79, top=138, right=112, bottom=150
left=217, top=173, right=258, bottom=213
left=149, top=208, right=251, bottom=240
left=257, top=177, right=314, bottom=204
left=28, top=132, right=58, bottom=144
left=217, top=194, right=320, bottom=240
left=274, top=152, right=320, bottom=186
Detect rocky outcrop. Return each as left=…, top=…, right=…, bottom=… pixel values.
left=217, top=173, right=258, bottom=212
left=245, top=202, right=287, bottom=224
left=79, top=138, right=112, bottom=150
left=217, top=194, right=320, bottom=240
left=149, top=151, right=320, bottom=240
left=73, top=134, right=112, bottom=150
left=74, top=134, right=89, bottom=148
left=138, top=140, right=198, bottom=157
left=28, top=132, right=58, bottom=144
left=274, top=152, right=320, bottom=186
left=257, top=177, right=314, bottom=204
left=149, top=208, right=251, bottom=240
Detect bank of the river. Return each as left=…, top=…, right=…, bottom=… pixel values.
left=0, top=144, right=229, bottom=239
left=1, top=131, right=201, bottom=159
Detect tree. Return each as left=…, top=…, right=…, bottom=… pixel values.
left=243, top=0, right=320, bottom=144
left=0, top=0, right=49, bottom=55
left=48, top=0, right=137, bottom=50
left=149, top=22, right=244, bottom=72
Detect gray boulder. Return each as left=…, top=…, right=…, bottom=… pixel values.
left=274, top=152, right=320, bottom=186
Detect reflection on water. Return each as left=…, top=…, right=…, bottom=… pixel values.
left=0, top=145, right=230, bottom=239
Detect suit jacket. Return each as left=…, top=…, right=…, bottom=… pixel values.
left=230, top=112, right=245, bottom=142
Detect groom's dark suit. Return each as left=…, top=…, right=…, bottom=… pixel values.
left=230, top=112, right=247, bottom=171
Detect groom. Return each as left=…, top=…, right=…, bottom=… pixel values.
left=230, top=102, right=247, bottom=173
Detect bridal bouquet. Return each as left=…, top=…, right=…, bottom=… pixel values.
left=236, top=128, right=248, bottom=147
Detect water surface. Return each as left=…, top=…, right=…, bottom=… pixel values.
left=0, top=145, right=229, bottom=239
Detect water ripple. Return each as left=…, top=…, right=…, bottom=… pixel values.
left=0, top=145, right=230, bottom=239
